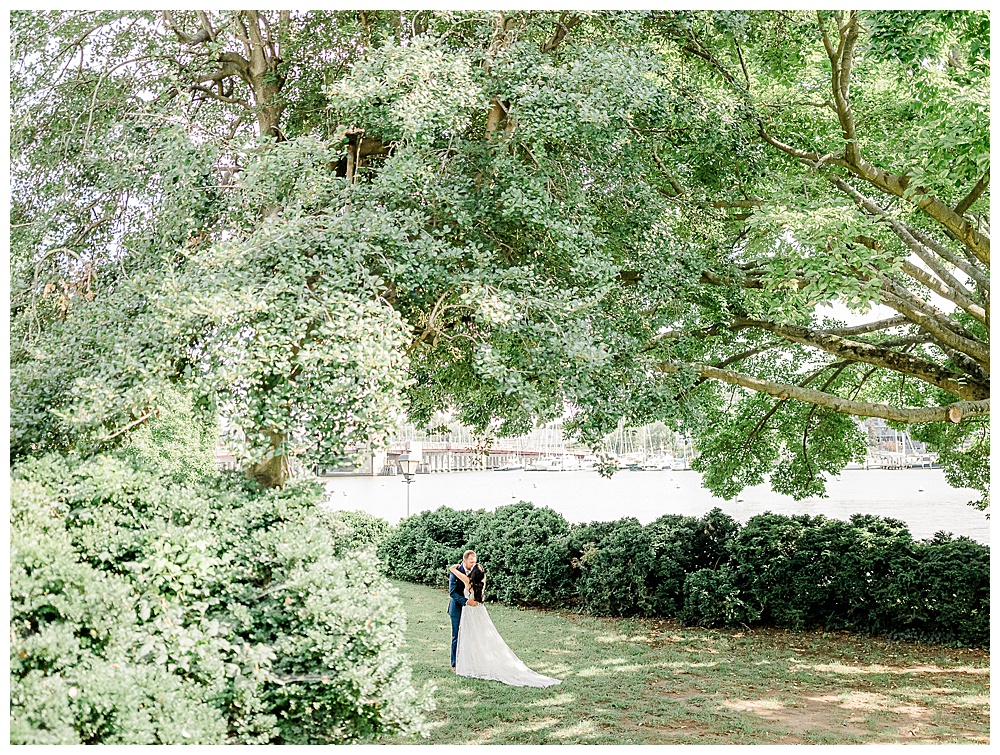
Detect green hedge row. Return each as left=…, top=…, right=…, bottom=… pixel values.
left=377, top=502, right=989, bottom=648
left=10, top=454, right=430, bottom=745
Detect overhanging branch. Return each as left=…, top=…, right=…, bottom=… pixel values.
left=657, top=362, right=989, bottom=424
left=733, top=317, right=987, bottom=400
left=954, top=170, right=990, bottom=217
left=162, top=10, right=213, bottom=45
left=826, top=316, right=909, bottom=336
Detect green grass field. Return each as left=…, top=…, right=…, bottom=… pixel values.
left=389, top=580, right=989, bottom=745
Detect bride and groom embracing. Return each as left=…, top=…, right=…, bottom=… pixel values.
left=447, top=550, right=561, bottom=687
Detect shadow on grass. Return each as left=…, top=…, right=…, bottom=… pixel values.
left=392, top=581, right=990, bottom=745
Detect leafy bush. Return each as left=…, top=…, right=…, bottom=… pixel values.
left=10, top=477, right=228, bottom=744
left=681, top=565, right=761, bottom=628
left=575, top=517, right=656, bottom=616
left=330, top=510, right=392, bottom=550
left=382, top=501, right=987, bottom=647
left=645, top=508, right=741, bottom=616
left=574, top=509, right=741, bottom=618
left=728, top=512, right=989, bottom=646
left=875, top=532, right=990, bottom=647
left=10, top=453, right=432, bottom=744
left=467, top=502, right=575, bottom=606
left=727, top=512, right=819, bottom=629
left=821, top=514, right=918, bottom=634
left=377, top=506, right=483, bottom=586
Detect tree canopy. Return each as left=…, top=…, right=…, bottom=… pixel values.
left=9, top=10, right=989, bottom=504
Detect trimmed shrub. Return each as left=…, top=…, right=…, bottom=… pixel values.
left=727, top=512, right=989, bottom=646
left=330, top=510, right=392, bottom=550
left=690, top=510, right=989, bottom=646
left=379, top=500, right=988, bottom=648
left=681, top=565, right=761, bottom=628
left=817, top=513, right=917, bottom=634
left=645, top=509, right=741, bottom=575
left=645, top=508, right=741, bottom=616
left=377, top=506, right=483, bottom=586
left=727, top=512, right=820, bottom=629
left=876, top=532, right=990, bottom=647
left=10, top=453, right=432, bottom=744
left=574, top=509, right=741, bottom=618
left=575, top=517, right=655, bottom=616
left=467, top=502, right=575, bottom=606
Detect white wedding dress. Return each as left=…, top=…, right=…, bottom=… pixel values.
left=455, top=589, right=561, bottom=687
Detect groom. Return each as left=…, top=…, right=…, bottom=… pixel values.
left=448, top=549, right=479, bottom=672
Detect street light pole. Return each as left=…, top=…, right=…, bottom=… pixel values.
left=397, top=451, right=420, bottom=520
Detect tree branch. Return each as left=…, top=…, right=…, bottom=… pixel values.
left=234, top=14, right=253, bottom=59
left=711, top=198, right=764, bottom=210
left=197, top=52, right=249, bottom=86
left=541, top=12, right=583, bottom=53
left=933, top=342, right=991, bottom=384
left=680, top=15, right=991, bottom=263
left=699, top=268, right=808, bottom=290
left=907, top=226, right=989, bottom=294
left=874, top=275, right=983, bottom=346
left=826, top=316, right=910, bottom=336
left=819, top=10, right=861, bottom=164
left=698, top=260, right=987, bottom=370
left=830, top=175, right=983, bottom=315
left=955, top=170, right=989, bottom=217
left=879, top=287, right=990, bottom=369
left=898, top=257, right=987, bottom=326
left=100, top=409, right=157, bottom=442
left=733, top=317, right=987, bottom=400
left=656, top=362, right=988, bottom=424
left=713, top=340, right=783, bottom=369
left=846, top=157, right=990, bottom=266
left=852, top=233, right=986, bottom=327
left=162, top=10, right=212, bottom=45
left=189, top=84, right=252, bottom=110
left=195, top=11, right=217, bottom=42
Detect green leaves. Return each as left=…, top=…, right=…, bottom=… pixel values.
left=10, top=452, right=433, bottom=743
left=327, top=37, right=483, bottom=144
left=9, top=10, right=988, bottom=504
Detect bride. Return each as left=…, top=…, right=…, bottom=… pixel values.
left=450, top=561, right=561, bottom=687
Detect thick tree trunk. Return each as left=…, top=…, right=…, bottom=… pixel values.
left=241, top=11, right=288, bottom=485
left=248, top=430, right=290, bottom=488
left=243, top=10, right=284, bottom=141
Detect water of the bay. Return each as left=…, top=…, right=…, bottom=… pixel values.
left=323, top=467, right=989, bottom=545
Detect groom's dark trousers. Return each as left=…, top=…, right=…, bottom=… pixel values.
left=447, top=563, right=469, bottom=667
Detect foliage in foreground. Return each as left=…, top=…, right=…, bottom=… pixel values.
left=9, top=454, right=431, bottom=744
left=378, top=502, right=989, bottom=648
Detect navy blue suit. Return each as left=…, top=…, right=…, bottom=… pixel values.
left=447, top=563, right=469, bottom=668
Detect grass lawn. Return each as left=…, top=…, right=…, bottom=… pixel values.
left=389, top=580, right=989, bottom=745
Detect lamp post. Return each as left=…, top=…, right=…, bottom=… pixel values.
left=397, top=451, right=420, bottom=518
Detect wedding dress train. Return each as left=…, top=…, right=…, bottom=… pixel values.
left=455, top=592, right=561, bottom=687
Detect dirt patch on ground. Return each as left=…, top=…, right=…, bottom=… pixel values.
left=725, top=693, right=874, bottom=740
left=399, top=582, right=989, bottom=745
left=650, top=680, right=988, bottom=744
left=650, top=684, right=865, bottom=740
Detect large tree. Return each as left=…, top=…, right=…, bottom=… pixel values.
left=9, top=10, right=988, bottom=504
left=635, top=10, right=990, bottom=504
